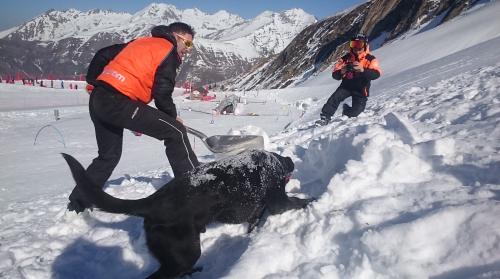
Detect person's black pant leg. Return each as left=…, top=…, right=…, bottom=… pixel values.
left=343, top=94, right=367, bottom=117
left=67, top=91, right=124, bottom=213
left=321, top=87, right=351, bottom=118
left=124, top=104, right=199, bottom=178
left=86, top=91, right=124, bottom=187
left=90, top=89, right=199, bottom=178
left=159, top=118, right=199, bottom=177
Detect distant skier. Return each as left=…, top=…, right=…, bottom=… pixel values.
left=316, top=34, right=382, bottom=126
left=67, top=22, right=200, bottom=213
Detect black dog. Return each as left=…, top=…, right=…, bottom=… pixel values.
left=62, top=150, right=311, bottom=278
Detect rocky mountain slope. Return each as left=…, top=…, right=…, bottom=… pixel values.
left=0, top=4, right=315, bottom=84
left=227, top=0, right=487, bottom=90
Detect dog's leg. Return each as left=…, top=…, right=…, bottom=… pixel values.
left=145, top=222, right=201, bottom=279
left=247, top=206, right=267, bottom=233
left=181, top=266, right=203, bottom=277
left=247, top=197, right=314, bottom=233
left=146, top=267, right=171, bottom=279
left=266, top=188, right=314, bottom=215
left=283, top=196, right=315, bottom=211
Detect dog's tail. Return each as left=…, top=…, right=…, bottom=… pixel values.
left=62, top=153, right=149, bottom=217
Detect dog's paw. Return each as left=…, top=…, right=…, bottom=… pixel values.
left=290, top=196, right=315, bottom=209
left=182, top=266, right=203, bottom=276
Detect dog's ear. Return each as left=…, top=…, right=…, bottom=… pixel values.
left=272, top=153, right=294, bottom=173
left=282, top=156, right=294, bottom=172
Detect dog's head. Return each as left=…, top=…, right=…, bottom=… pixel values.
left=269, top=152, right=294, bottom=184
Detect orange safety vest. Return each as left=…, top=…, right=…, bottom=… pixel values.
left=331, top=45, right=382, bottom=97
left=97, top=37, right=174, bottom=103
left=333, top=50, right=382, bottom=75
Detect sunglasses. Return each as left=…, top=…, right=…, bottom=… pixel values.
left=174, top=33, right=193, bottom=48
left=350, top=40, right=365, bottom=50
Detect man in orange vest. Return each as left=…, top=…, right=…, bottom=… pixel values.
left=68, top=22, right=199, bottom=213
left=316, top=34, right=382, bottom=126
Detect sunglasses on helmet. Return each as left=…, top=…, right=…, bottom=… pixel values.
left=174, top=33, right=193, bottom=48
left=350, top=40, right=365, bottom=50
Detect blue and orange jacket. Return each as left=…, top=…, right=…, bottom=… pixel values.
left=332, top=46, right=382, bottom=97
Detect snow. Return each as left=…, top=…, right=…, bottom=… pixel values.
left=1, top=2, right=500, bottom=278
left=195, top=38, right=260, bottom=60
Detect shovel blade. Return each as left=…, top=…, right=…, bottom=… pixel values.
left=205, top=135, right=264, bottom=153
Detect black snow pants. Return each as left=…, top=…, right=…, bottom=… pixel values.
left=321, top=87, right=367, bottom=119
left=86, top=85, right=199, bottom=186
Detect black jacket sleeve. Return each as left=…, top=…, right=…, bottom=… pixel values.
left=363, top=54, right=381, bottom=80
left=152, top=50, right=181, bottom=118
left=86, top=43, right=127, bottom=86
left=332, top=70, right=342, bottom=80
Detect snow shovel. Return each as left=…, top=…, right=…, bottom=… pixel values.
left=186, top=125, right=264, bottom=154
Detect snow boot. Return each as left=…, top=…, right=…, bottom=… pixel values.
left=315, top=114, right=331, bottom=126
left=67, top=187, right=93, bottom=214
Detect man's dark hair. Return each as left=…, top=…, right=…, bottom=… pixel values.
left=168, top=22, right=195, bottom=37
left=151, top=25, right=170, bottom=37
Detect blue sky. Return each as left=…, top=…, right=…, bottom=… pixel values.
left=0, top=0, right=366, bottom=30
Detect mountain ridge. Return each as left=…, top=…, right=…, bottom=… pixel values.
left=224, top=0, right=488, bottom=90
left=0, top=3, right=316, bottom=84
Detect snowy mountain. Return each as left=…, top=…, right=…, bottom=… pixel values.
left=0, top=3, right=315, bottom=84
left=227, top=0, right=489, bottom=90
left=0, top=1, right=500, bottom=278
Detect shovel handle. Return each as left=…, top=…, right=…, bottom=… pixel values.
left=185, top=125, right=208, bottom=140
